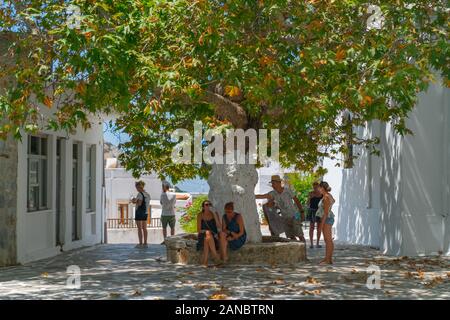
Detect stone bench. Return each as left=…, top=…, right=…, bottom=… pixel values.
left=165, top=233, right=306, bottom=265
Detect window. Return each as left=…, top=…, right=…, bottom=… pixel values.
left=86, top=145, right=96, bottom=211
left=27, top=135, right=48, bottom=211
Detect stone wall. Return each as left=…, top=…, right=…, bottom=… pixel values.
left=0, top=133, right=18, bottom=266
left=165, top=234, right=306, bottom=265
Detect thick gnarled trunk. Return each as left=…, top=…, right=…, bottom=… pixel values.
left=207, top=160, right=262, bottom=243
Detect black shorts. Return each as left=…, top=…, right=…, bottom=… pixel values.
left=135, top=210, right=148, bottom=221
left=307, top=209, right=321, bottom=223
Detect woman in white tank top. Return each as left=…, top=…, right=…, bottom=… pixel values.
left=316, top=181, right=335, bottom=265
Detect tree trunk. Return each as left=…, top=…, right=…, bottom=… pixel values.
left=207, top=160, right=262, bottom=243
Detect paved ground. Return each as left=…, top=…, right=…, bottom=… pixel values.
left=0, top=230, right=449, bottom=300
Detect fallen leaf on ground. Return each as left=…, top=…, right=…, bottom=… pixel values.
left=416, top=269, right=425, bottom=280
left=424, top=276, right=444, bottom=288
left=109, top=292, right=121, bottom=298
left=41, top=272, right=49, bottom=278
left=132, top=290, right=142, bottom=296
left=272, top=278, right=285, bottom=285
left=306, top=276, right=320, bottom=284
left=208, top=286, right=231, bottom=300
left=208, top=293, right=228, bottom=300
left=301, top=289, right=321, bottom=295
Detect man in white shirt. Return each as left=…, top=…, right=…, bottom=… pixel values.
left=160, top=181, right=177, bottom=243
left=256, top=175, right=306, bottom=242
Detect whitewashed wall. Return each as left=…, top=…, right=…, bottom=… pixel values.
left=324, top=122, right=382, bottom=248
left=325, top=81, right=450, bottom=256
left=400, top=81, right=450, bottom=255
left=16, top=122, right=104, bottom=264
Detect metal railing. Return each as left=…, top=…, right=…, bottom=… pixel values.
left=107, top=218, right=162, bottom=229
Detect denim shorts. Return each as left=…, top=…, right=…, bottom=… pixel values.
left=325, top=215, right=334, bottom=225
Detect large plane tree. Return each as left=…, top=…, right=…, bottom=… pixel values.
left=0, top=0, right=448, bottom=241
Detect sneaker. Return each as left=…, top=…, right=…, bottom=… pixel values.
left=142, top=244, right=148, bottom=248
left=160, top=241, right=166, bottom=245
left=310, top=245, right=314, bottom=249
left=135, top=244, right=143, bottom=249
left=316, top=244, right=322, bottom=248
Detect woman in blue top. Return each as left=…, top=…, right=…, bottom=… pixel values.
left=221, top=202, right=247, bottom=263
left=197, top=200, right=224, bottom=266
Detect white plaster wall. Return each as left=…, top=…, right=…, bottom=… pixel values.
left=326, top=80, right=450, bottom=256
left=401, top=81, right=450, bottom=255
left=324, top=121, right=381, bottom=248
left=16, top=121, right=104, bottom=264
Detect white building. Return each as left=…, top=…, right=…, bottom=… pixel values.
left=0, top=33, right=105, bottom=266
left=324, top=81, right=450, bottom=256
left=0, top=121, right=105, bottom=266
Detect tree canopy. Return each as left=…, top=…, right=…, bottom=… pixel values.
left=0, top=0, right=448, bottom=181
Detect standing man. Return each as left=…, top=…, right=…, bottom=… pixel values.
left=256, top=175, right=306, bottom=242
left=160, top=181, right=177, bottom=244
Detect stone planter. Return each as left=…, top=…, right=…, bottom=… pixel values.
left=165, top=233, right=306, bottom=265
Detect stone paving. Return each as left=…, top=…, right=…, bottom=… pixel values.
left=0, top=236, right=449, bottom=300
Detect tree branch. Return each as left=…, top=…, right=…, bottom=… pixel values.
left=203, top=91, right=248, bottom=129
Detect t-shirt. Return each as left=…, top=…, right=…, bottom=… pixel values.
left=269, top=187, right=298, bottom=218
left=160, top=192, right=176, bottom=216
left=136, top=191, right=151, bottom=211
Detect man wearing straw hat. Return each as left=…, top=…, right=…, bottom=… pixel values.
left=256, top=175, right=306, bottom=242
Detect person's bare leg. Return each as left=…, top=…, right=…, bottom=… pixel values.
left=316, top=221, right=322, bottom=246
left=162, top=227, right=167, bottom=239
left=326, top=225, right=334, bottom=263
left=137, top=222, right=143, bottom=245
left=309, top=223, right=315, bottom=247
left=219, top=232, right=228, bottom=261
left=205, top=231, right=219, bottom=259
left=201, top=240, right=209, bottom=266
left=320, top=225, right=333, bottom=264
left=170, top=225, right=175, bottom=236
left=143, top=222, right=148, bottom=245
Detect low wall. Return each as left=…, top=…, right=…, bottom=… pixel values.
left=107, top=228, right=165, bottom=244
left=165, top=234, right=307, bottom=265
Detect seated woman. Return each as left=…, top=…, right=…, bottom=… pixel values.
left=220, top=202, right=247, bottom=262
left=196, top=200, right=225, bottom=266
